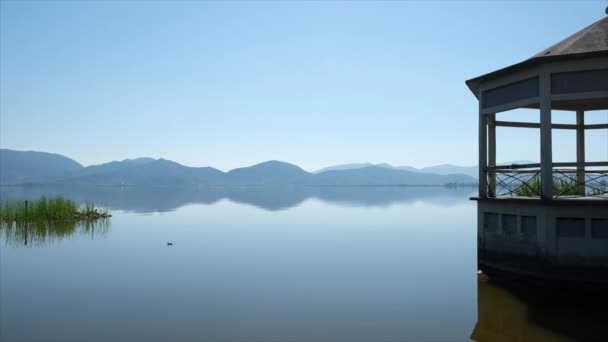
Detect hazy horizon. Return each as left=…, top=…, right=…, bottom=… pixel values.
left=3, top=147, right=535, bottom=174
left=1, top=1, right=607, bottom=171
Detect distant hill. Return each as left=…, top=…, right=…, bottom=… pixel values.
left=69, top=159, right=225, bottom=186
left=77, top=157, right=156, bottom=178
left=318, top=160, right=537, bottom=179
left=418, top=164, right=478, bottom=178
left=227, top=161, right=310, bottom=185
left=312, top=166, right=473, bottom=186
left=315, top=162, right=475, bottom=177
left=0, top=149, right=83, bottom=184
left=315, top=163, right=376, bottom=173
left=420, top=161, right=537, bottom=178
left=315, top=163, right=418, bottom=173
left=386, top=164, right=419, bottom=172
left=0, top=149, right=477, bottom=187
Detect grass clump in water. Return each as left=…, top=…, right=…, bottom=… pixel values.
left=0, top=196, right=111, bottom=223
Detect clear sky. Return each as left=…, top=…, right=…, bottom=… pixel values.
left=1, top=1, right=607, bottom=171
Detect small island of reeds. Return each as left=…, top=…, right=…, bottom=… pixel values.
left=0, top=196, right=111, bottom=223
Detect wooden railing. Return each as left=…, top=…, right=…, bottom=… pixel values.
left=484, top=162, right=608, bottom=198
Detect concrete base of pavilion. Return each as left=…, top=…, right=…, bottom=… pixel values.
left=473, top=197, right=608, bottom=285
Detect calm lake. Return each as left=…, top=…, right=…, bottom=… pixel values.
left=0, top=186, right=604, bottom=342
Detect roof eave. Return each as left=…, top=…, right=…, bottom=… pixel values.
left=465, top=50, right=608, bottom=99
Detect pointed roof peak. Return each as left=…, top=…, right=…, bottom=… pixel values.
left=466, top=16, right=608, bottom=96
left=531, top=16, right=608, bottom=59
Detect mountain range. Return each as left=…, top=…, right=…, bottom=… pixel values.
left=0, top=149, right=479, bottom=187
left=314, top=163, right=477, bottom=177
left=314, top=161, right=536, bottom=178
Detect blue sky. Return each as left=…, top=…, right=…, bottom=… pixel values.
left=1, top=1, right=607, bottom=171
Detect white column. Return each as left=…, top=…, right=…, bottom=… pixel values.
left=488, top=114, right=496, bottom=197
left=576, top=110, right=585, bottom=195
left=479, top=100, right=488, bottom=198
left=539, top=72, right=553, bottom=199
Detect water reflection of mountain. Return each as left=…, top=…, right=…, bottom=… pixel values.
left=471, top=274, right=606, bottom=342
left=0, top=185, right=475, bottom=212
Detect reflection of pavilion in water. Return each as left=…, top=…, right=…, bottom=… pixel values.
left=471, top=274, right=606, bottom=342
left=0, top=220, right=110, bottom=247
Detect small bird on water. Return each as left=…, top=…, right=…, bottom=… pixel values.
left=167, top=242, right=173, bottom=246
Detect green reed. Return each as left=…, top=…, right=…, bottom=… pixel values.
left=514, top=177, right=578, bottom=196
left=0, top=196, right=111, bottom=223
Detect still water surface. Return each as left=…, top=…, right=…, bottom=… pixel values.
left=0, top=186, right=604, bottom=341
